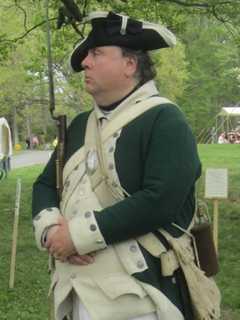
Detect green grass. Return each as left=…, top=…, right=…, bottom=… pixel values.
left=0, top=146, right=240, bottom=319
left=197, top=145, right=240, bottom=319
left=0, top=166, right=49, bottom=320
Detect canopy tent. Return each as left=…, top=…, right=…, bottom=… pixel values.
left=218, top=107, right=240, bottom=117
left=197, top=106, right=240, bottom=143
left=0, top=118, right=12, bottom=179
left=216, top=107, right=240, bottom=136
left=0, top=117, right=12, bottom=159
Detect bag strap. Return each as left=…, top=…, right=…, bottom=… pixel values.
left=101, top=96, right=171, bottom=142
left=63, top=96, right=172, bottom=183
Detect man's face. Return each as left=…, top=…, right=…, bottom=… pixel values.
left=81, top=46, right=136, bottom=102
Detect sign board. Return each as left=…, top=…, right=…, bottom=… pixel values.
left=205, top=168, right=228, bottom=199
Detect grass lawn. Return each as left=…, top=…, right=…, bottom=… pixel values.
left=197, top=145, right=240, bottom=319
left=0, top=165, right=49, bottom=320
left=0, top=145, right=240, bottom=319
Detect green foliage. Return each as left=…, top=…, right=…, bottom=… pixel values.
left=154, top=42, right=189, bottom=102
left=179, top=17, right=240, bottom=136
left=0, top=0, right=240, bottom=143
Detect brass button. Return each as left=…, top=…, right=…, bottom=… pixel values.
left=96, top=239, right=104, bottom=244
left=86, top=150, right=98, bottom=175
left=84, top=211, right=91, bottom=218
left=129, top=244, right=137, bottom=252
left=108, top=163, right=114, bottom=170
left=90, top=224, right=97, bottom=231
left=137, top=260, right=145, bottom=269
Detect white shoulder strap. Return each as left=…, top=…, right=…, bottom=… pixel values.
left=63, top=96, right=172, bottom=183
left=102, top=96, right=171, bottom=142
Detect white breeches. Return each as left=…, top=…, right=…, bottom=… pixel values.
left=73, top=294, right=158, bottom=320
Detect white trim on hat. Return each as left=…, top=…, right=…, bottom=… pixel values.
left=143, top=22, right=177, bottom=47
left=120, top=15, right=129, bottom=35
left=73, top=36, right=88, bottom=50
left=69, top=36, right=88, bottom=72
left=84, top=11, right=108, bottom=22
left=82, top=11, right=176, bottom=48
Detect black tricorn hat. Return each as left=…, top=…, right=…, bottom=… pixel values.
left=70, top=11, right=176, bottom=72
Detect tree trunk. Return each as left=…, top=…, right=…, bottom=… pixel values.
left=26, top=105, right=33, bottom=149
left=40, top=72, right=48, bottom=137
left=12, top=106, right=19, bottom=145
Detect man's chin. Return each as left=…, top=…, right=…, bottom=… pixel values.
left=85, top=84, right=97, bottom=96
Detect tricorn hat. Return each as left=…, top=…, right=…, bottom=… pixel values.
left=70, top=11, right=176, bottom=72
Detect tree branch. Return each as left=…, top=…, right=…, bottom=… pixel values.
left=14, top=0, right=28, bottom=31
left=211, top=5, right=230, bottom=23
left=159, top=0, right=235, bottom=9
left=163, top=0, right=208, bottom=8
left=70, top=21, right=85, bottom=37
left=2, top=17, right=57, bottom=43
left=158, top=0, right=239, bottom=26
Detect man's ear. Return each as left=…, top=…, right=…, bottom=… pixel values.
left=124, top=56, right=138, bottom=78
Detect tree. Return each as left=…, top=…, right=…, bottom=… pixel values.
left=154, top=42, right=189, bottom=102
left=0, top=0, right=240, bottom=145
left=179, top=16, right=240, bottom=138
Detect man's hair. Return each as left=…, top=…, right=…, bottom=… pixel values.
left=121, top=47, right=156, bottom=84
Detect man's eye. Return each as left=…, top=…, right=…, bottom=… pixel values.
left=93, top=49, right=101, bottom=56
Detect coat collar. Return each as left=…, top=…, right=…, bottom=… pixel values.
left=94, top=80, right=159, bottom=122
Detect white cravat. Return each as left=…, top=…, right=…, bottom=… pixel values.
left=73, top=294, right=158, bottom=320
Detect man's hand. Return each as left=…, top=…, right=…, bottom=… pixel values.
left=67, top=253, right=95, bottom=265
left=45, top=216, right=95, bottom=265
left=45, top=215, right=76, bottom=260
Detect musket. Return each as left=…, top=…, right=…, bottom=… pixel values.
left=45, top=0, right=66, bottom=201
left=45, top=1, right=67, bottom=319
left=45, top=2, right=84, bottom=319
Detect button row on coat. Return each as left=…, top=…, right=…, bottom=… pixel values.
left=137, top=260, right=145, bottom=269
left=84, top=211, right=104, bottom=245
left=128, top=244, right=146, bottom=270
left=84, top=211, right=96, bottom=231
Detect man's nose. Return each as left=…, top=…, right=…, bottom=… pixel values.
left=81, top=52, right=92, bottom=69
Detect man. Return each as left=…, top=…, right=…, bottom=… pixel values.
left=32, top=11, right=212, bottom=320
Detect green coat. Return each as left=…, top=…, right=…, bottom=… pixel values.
left=32, top=96, right=201, bottom=319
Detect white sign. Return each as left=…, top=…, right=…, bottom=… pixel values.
left=205, top=168, right=228, bottom=199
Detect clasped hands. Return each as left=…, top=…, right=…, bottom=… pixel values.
left=45, top=215, right=95, bottom=265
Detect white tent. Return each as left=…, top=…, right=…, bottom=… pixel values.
left=216, top=107, right=240, bottom=134
left=218, top=107, right=240, bottom=116
left=198, top=107, right=240, bottom=143
left=0, top=117, right=13, bottom=160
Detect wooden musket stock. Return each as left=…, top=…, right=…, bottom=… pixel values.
left=55, top=115, right=67, bottom=200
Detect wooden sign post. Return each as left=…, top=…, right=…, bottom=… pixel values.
left=205, top=168, right=228, bottom=254
left=9, top=178, right=21, bottom=289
